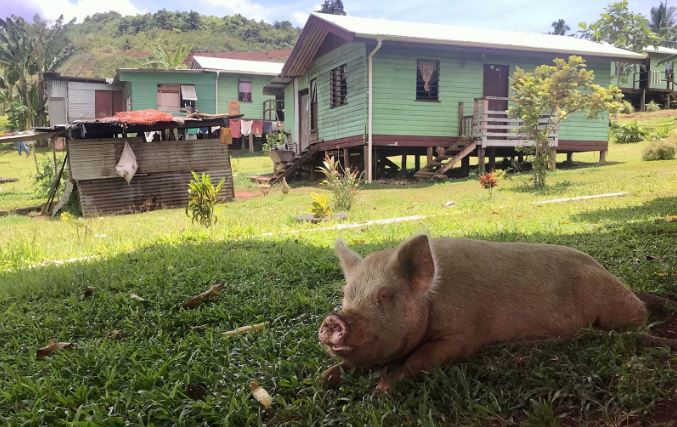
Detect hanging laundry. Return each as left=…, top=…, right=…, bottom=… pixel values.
left=241, top=120, right=253, bottom=137
left=115, top=141, right=138, bottom=184
left=252, top=120, right=263, bottom=138
left=229, top=119, right=241, bottom=138
left=263, top=121, right=273, bottom=134
left=220, top=127, right=233, bottom=145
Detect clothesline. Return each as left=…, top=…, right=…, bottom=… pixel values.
left=228, top=119, right=284, bottom=138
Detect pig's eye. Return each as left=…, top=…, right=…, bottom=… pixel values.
left=375, top=288, right=392, bottom=307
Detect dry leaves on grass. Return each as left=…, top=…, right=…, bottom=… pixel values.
left=36, top=340, right=74, bottom=360
left=224, top=322, right=267, bottom=337
left=129, top=293, right=147, bottom=303
left=183, top=283, right=224, bottom=309
left=250, top=380, right=272, bottom=408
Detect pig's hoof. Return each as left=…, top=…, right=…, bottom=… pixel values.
left=374, top=378, right=393, bottom=396
left=319, top=364, right=344, bottom=387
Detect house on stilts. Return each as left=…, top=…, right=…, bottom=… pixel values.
left=263, top=13, right=644, bottom=183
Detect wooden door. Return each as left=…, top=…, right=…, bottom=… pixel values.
left=95, top=90, right=113, bottom=118
left=112, top=91, right=124, bottom=114
left=299, top=90, right=310, bottom=152
left=483, top=64, right=509, bottom=111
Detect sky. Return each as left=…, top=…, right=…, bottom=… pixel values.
left=0, top=0, right=657, bottom=33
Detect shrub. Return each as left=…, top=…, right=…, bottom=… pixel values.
left=479, top=172, right=498, bottom=198
left=619, top=100, right=634, bottom=114
left=612, top=121, right=646, bottom=144
left=33, top=158, right=69, bottom=197
left=645, top=100, right=661, bottom=112
left=317, top=155, right=363, bottom=212
left=642, top=141, right=676, bottom=161
left=309, top=193, right=331, bottom=219
left=648, top=125, right=670, bottom=141
left=185, top=172, right=225, bottom=227
left=0, top=115, right=10, bottom=133
left=262, top=131, right=287, bottom=154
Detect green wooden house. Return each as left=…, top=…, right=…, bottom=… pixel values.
left=267, top=13, right=643, bottom=183
left=614, top=46, right=677, bottom=110
left=116, top=57, right=283, bottom=119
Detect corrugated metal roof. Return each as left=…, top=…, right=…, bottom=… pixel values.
left=310, top=12, right=645, bottom=60
left=644, top=46, right=677, bottom=55
left=191, top=56, right=283, bottom=75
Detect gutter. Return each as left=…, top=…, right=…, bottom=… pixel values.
left=367, top=38, right=383, bottom=183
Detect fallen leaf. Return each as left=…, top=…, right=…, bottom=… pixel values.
left=36, top=339, right=74, bottom=360
left=224, top=322, right=268, bottom=337
left=109, top=330, right=123, bottom=339
left=183, top=283, right=225, bottom=309
left=190, top=324, right=209, bottom=332
left=129, top=293, right=147, bottom=303
left=185, top=383, right=208, bottom=400
left=82, top=287, right=96, bottom=299
left=250, top=380, right=272, bottom=408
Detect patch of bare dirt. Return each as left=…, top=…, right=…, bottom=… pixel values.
left=652, top=313, right=677, bottom=340
left=234, top=191, right=258, bottom=200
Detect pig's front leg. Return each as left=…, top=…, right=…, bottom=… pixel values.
left=376, top=339, right=474, bottom=394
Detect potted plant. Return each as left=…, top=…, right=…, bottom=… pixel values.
left=263, top=132, right=294, bottom=168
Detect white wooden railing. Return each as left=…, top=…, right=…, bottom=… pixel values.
left=464, top=97, right=558, bottom=148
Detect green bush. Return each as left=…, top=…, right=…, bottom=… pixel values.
left=316, top=155, right=363, bottom=212
left=645, top=100, right=661, bottom=112
left=0, top=115, right=10, bottom=132
left=185, top=172, right=225, bottom=227
left=642, top=141, right=676, bottom=161
left=309, top=193, right=332, bottom=219
left=612, top=121, right=646, bottom=144
left=33, top=158, right=69, bottom=198
left=619, top=100, right=634, bottom=114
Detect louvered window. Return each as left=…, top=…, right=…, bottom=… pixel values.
left=330, top=64, right=347, bottom=108
left=416, top=59, right=439, bottom=101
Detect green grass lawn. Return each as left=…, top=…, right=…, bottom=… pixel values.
left=0, top=119, right=676, bottom=425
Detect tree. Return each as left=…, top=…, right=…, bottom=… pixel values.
left=0, top=15, right=75, bottom=129
left=579, top=1, right=660, bottom=52
left=144, top=44, right=192, bottom=69
left=579, top=1, right=661, bottom=88
left=317, top=0, right=347, bottom=15
left=510, top=56, right=621, bottom=188
left=650, top=1, right=677, bottom=42
left=550, top=19, right=570, bottom=35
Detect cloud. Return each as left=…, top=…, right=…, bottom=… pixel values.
left=292, top=11, right=309, bottom=26
left=196, top=0, right=270, bottom=22
left=27, top=0, right=142, bottom=22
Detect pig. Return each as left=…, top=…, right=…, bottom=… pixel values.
left=318, top=235, right=649, bottom=393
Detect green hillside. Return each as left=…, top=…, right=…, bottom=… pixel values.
left=59, top=11, right=300, bottom=78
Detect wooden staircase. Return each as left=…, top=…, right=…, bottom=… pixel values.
left=251, top=144, right=319, bottom=185
left=414, top=140, right=477, bottom=180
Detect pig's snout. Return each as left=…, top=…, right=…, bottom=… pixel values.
left=319, top=314, right=349, bottom=348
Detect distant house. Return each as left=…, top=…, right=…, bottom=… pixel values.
left=45, top=72, right=125, bottom=127
left=116, top=58, right=284, bottom=120
left=614, top=46, right=677, bottom=109
left=266, top=13, right=643, bottom=183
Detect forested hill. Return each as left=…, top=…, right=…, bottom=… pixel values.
left=59, top=10, right=300, bottom=78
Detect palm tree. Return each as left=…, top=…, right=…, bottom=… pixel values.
left=550, top=19, right=570, bottom=36
left=650, top=1, right=677, bottom=41
left=144, top=44, right=192, bottom=69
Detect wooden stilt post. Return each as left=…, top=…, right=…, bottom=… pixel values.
left=566, top=152, right=573, bottom=163
left=50, top=135, right=58, bottom=173
left=248, top=134, right=254, bottom=153
left=640, top=89, right=646, bottom=112
left=426, top=146, right=433, bottom=164
left=363, top=145, right=369, bottom=174
left=401, top=154, right=407, bottom=178
left=599, top=150, right=607, bottom=164
left=478, top=146, right=486, bottom=174
left=414, top=154, right=420, bottom=172
left=343, top=148, right=350, bottom=170
left=488, top=147, right=496, bottom=172
left=461, top=155, right=470, bottom=177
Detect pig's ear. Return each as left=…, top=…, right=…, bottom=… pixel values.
left=335, top=239, right=362, bottom=278
left=394, top=234, right=435, bottom=293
